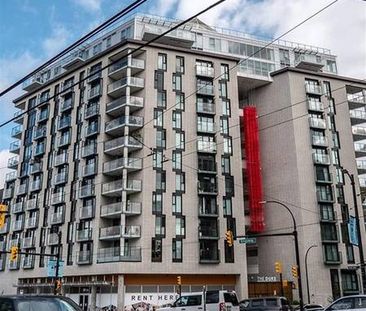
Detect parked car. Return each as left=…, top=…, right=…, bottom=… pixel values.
left=239, top=297, right=292, bottom=311
left=324, top=295, right=366, bottom=311
left=0, top=295, right=82, bottom=311
left=157, top=290, right=240, bottom=311
left=294, top=304, right=323, bottom=311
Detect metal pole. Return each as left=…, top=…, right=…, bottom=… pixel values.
left=54, top=232, right=62, bottom=295
left=263, top=200, right=304, bottom=311
left=305, top=245, right=317, bottom=304
left=279, top=273, right=284, bottom=297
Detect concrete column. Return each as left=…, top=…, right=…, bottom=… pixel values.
left=235, top=273, right=248, bottom=301
left=91, top=285, right=97, bottom=311
left=117, top=275, right=125, bottom=311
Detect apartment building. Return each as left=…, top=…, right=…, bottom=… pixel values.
left=0, top=12, right=364, bottom=309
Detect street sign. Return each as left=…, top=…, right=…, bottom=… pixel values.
left=348, top=216, right=359, bottom=246
left=238, top=237, right=257, bottom=245
left=47, top=259, right=64, bottom=277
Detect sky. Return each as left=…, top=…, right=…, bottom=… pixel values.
left=0, top=0, right=365, bottom=185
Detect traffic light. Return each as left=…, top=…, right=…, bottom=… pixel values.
left=275, top=261, right=282, bottom=273
left=10, top=246, right=18, bottom=261
left=0, top=204, right=7, bottom=228
left=177, top=276, right=182, bottom=285
left=225, top=230, right=234, bottom=247
left=292, top=265, right=298, bottom=278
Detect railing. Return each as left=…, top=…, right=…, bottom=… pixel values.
left=104, top=136, right=142, bottom=152
left=79, top=204, right=95, bottom=219
left=26, top=198, right=39, bottom=211
left=196, top=65, right=214, bottom=77
left=3, top=188, right=14, bottom=199
left=54, top=172, right=68, bottom=185
left=57, top=134, right=71, bottom=147
left=48, top=233, right=59, bottom=245
left=22, top=255, right=35, bottom=269
left=30, top=161, right=43, bottom=174
left=30, top=179, right=42, bottom=191
left=87, top=69, right=102, bottom=82
left=11, top=202, right=24, bottom=213
left=60, top=98, right=73, bottom=112
left=11, top=125, right=22, bottom=137
left=107, top=77, right=144, bottom=93
left=100, top=226, right=121, bottom=238
left=312, top=153, right=330, bottom=165
left=312, top=136, right=328, bottom=146
left=57, top=116, right=71, bottom=130
left=97, top=246, right=141, bottom=263
left=85, top=103, right=100, bottom=118
left=38, top=108, right=49, bottom=122
left=355, top=143, right=366, bottom=153
left=79, top=184, right=95, bottom=198
left=348, top=94, right=366, bottom=104
left=197, top=140, right=217, bottom=153
left=22, top=76, right=43, bottom=90
left=83, top=163, right=97, bottom=176
left=197, top=121, right=215, bottom=133
left=350, top=110, right=366, bottom=120
left=121, top=225, right=141, bottom=238
left=10, top=141, right=20, bottom=153
left=22, top=237, right=35, bottom=248
left=357, top=160, right=366, bottom=170
left=106, top=96, right=144, bottom=113
left=87, top=85, right=102, bottom=99
left=77, top=250, right=93, bottom=264
left=103, top=157, right=142, bottom=173
left=33, top=126, right=47, bottom=140
left=352, top=126, right=366, bottom=136
left=18, top=183, right=28, bottom=195
left=197, top=102, right=215, bottom=114
left=8, top=156, right=19, bottom=168
left=199, top=205, right=218, bottom=216
left=51, top=192, right=65, bottom=205
left=50, top=210, right=65, bottom=224
left=5, top=171, right=17, bottom=182
left=85, top=122, right=99, bottom=137
left=61, top=81, right=74, bottom=93
left=12, top=219, right=24, bottom=231
left=198, top=181, right=217, bottom=194
left=199, top=248, right=220, bottom=262
left=105, top=116, right=143, bottom=132
left=196, top=84, right=214, bottom=96
left=54, top=153, right=68, bottom=166
left=25, top=216, right=38, bottom=229
left=76, top=228, right=93, bottom=241
left=81, top=143, right=97, bottom=157
left=34, top=143, right=46, bottom=156
left=309, top=117, right=326, bottom=129
left=199, top=226, right=219, bottom=238
left=108, top=58, right=145, bottom=75
left=305, top=84, right=322, bottom=94
left=308, top=100, right=324, bottom=112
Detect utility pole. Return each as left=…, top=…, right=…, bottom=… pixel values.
left=54, top=232, right=62, bottom=295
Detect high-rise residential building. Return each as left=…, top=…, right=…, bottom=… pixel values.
left=0, top=12, right=365, bottom=309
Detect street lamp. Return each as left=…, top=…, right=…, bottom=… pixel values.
left=305, top=244, right=317, bottom=304
left=260, top=200, right=304, bottom=311
left=341, top=168, right=365, bottom=293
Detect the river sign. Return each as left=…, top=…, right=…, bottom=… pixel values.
left=238, top=237, right=257, bottom=245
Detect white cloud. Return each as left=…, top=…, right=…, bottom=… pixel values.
left=0, top=150, right=12, bottom=189
left=42, top=25, right=71, bottom=58
left=152, top=0, right=366, bottom=79
left=71, top=0, right=102, bottom=12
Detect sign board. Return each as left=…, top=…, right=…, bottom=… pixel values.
left=47, top=259, right=64, bottom=277
left=256, top=276, right=278, bottom=282
left=238, top=237, right=257, bottom=245
left=124, top=293, right=180, bottom=309
left=348, top=216, right=359, bottom=246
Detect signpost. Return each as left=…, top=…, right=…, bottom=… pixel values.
left=238, top=237, right=257, bottom=245
left=47, top=259, right=64, bottom=278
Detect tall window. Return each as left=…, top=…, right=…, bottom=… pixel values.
left=224, top=137, right=232, bottom=154
left=173, top=74, right=182, bottom=91
left=172, top=193, right=182, bottom=215
left=155, top=215, right=166, bottom=237
left=157, top=91, right=167, bottom=108
left=152, top=192, right=162, bottom=214
left=158, top=53, right=167, bottom=71
left=172, top=151, right=182, bottom=171
left=156, top=172, right=166, bottom=191
left=222, top=99, right=231, bottom=116
left=175, top=132, right=185, bottom=150
left=176, top=56, right=185, bottom=73
left=153, top=150, right=163, bottom=169
left=175, top=173, right=185, bottom=192
left=176, top=93, right=185, bottom=111
left=172, top=239, right=182, bottom=262
left=152, top=238, right=162, bottom=262
left=154, top=109, right=163, bottom=128
left=221, top=64, right=229, bottom=80
left=156, top=129, right=166, bottom=148
left=172, top=111, right=182, bottom=129
left=175, top=216, right=185, bottom=237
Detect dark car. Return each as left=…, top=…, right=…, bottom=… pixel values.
left=294, top=304, right=323, bottom=311
left=0, top=295, right=82, bottom=311
left=240, top=297, right=292, bottom=311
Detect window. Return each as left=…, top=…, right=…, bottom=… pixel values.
left=157, top=91, right=167, bottom=108
left=346, top=244, right=355, bottom=263
left=154, top=71, right=164, bottom=90
left=336, top=168, right=344, bottom=184
left=197, top=116, right=214, bottom=133
left=172, top=239, right=182, bottom=262
left=320, top=204, right=335, bottom=221
left=155, top=215, right=166, bottom=237
left=153, top=150, right=163, bottom=169
left=279, top=49, right=290, bottom=66
left=172, top=193, right=182, bottom=214
left=172, top=151, right=182, bottom=171
left=176, top=56, right=184, bottom=73
left=221, top=157, right=231, bottom=175
left=176, top=173, right=185, bottom=192
left=323, top=244, right=340, bottom=262
left=222, top=99, right=231, bottom=116
left=316, top=185, right=333, bottom=201
left=224, top=137, right=232, bottom=154
left=175, top=295, right=202, bottom=307
left=221, top=64, right=229, bottom=80
left=175, top=216, right=185, bottom=237
left=315, top=166, right=331, bottom=182
left=225, top=176, right=235, bottom=196
left=328, top=297, right=353, bottom=310
left=332, top=132, right=340, bottom=148
left=220, top=117, right=229, bottom=135
left=223, top=198, right=232, bottom=216
left=321, top=223, right=337, bottom=241
left=156, top=129, right=166, bottom=148
left=152, top=192, right=162, bottom=214
left=121, top=26, right=131, bottom=39
left=158, top=53, right=167, bottom=71
left=176, top=93, right=185, bottom=111
left=93, top=43, right=102, bottom=55
left=332, top=150, right=340, bottom=165
left=105, top=35, right=112, bottom=48
left=326, top=60, right=337, bottom=73
left=198, top=155, right=216, bottom=172
left=172, top=111, right=182, bottom=129
left=175, top=132, right=185, bottom=150
left=173, top=74, right=182, bottom=91
left=156, top=171, right=166, bottom=191
left=152, top=238, right=162, bottom=262
left=154, top=109, right=163, bottom=127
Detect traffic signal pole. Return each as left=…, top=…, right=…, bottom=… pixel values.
left=54, top=232, right=62, bottom=295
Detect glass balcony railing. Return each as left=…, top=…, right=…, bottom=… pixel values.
left=312, top=153, right=330, bottom=165
left=34, top=143, right=46, bottom=156
left=87, top=69, right=102, bottom=83
left=54, top=153, right=68, bottom=166
left=79, top=184, right=95, bottom=198
left=18, top=183, right=28, bottom=195
left=12, top=219, right=24, bottom=231
left=30, top=161, right=43, bottom=174
left=197, top=140, right=217, bottom=153
left=22, top=255, right=35, bottom=269
left=312, top=136, right=328, bottom=147
left=54, top=172, right=68, bottom=185
left=348, top=94, right=366, bottom=104
left=199, top=248, right=220, bottom=263
left=197, top=102, right=215, bottom=114
left=107, top=77, right=144, bottom=94
left=100, top=201, right=141, bottom=217
left=85, top=123, right=99, bottom=137
left=10, top=141, right=20, bottom=153
left=7, top=156, right=19, bottom=168
left=308, top=100, right=324, bottom=112
left=26, top=198, right=39, bottom=211
left=197, top=121, right=215, bottom=133
left=5, top=171, right=17, bottom=182
left=3, top=188, right=14, bottom=199
left=48, top=233, right=59, bottom=245
left=51, top=192, right=65, bottom=205
left=76, top=228, right=93, bottom=241
left=103, top=157, right=142, bottom=174
left=57, top=134, right=71, bottom=147
left=108, top=58, right=145, bottom=76
left=77, top=250, right=93, bottom=264
left=37, top=109, right=49, bottom=122
left=22, top=76, right=43, bottom=91
left=30, top=179, right=42, bottom=191
left=350, top=110, right=366, bottom=120
left=50, top=209, right=65, bottom=225
left=352, top=126, right=366, bottom=136
left=61, top=81, right=74, bottom=93
left=97, top=246, right=141, bottom=263
left=84, top=103, right=100, bottom=119
left=196, top=65, right=215, bottom=77
left=33, top=126, right=47, bottom=140
left=357, top=160, right=366, bottom=170
left=82, top=163, right=97, bottom=177
left=11, top=125, right=22, bottom=138
left=104, top=136, right=142, bottom=154
left=105, top=116, right=143, bottom=134
left=25, top=216, right=38, bottom=229
left=199, top=225, right=219, bottom=238
left=87, top=85, right=102, bottom=100
left=197, top=181, right=218, bottom=194
left=196, top=84, right=214, bottom=96
left=106, top=96, right=144, bottom=115
left=60, top=98, right=73, bottom=112
left=102, top=179, right=142, bottom=195
left=11, top=202, right=24, bottom=214
left=305, top=84, right=322, bottom=95
left=22, top=236, right=35, bottom=248
left=99, top=226, right=121, bottom=239
left=355, top=143, right=366, bottom=153
left=121, top=225, right=141, bottom=238
left=81, top=143, right=97, bottom=157
left=309, top=117, right=326, bottom=129
left=80, top=204, right=95, bottom=219
left=57, top=116, right=71, bottom=130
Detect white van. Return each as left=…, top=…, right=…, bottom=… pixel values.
left=158, top=290, right=240, bottom=311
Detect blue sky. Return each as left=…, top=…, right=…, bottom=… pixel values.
left=0, top=0, right=365, bottom=182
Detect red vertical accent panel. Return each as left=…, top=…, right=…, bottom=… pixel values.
left=243, top=106, right=264, bottom=233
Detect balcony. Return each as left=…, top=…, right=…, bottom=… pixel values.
left=87, top=85, right=102, bottom=100
left=85, top=103, right=100, bottom=119
left=12, top=219, right=24, bottom=231
left=350, top=110, right=366, bottom=126
left=33, top=126, right=47, bottom=140
left=14, top=110, right=24, bottom=124
left=77, top=250, right=93, bottom=265
left=0, top=240, right=6, bottom=251
left=22, top=236, right=35, bottom=248
left=54, top=172, right=68, bottom=185
left=97, top=246, right=141, bottom=263
left=305, top=84, right=322, bottom=95
left=88, top=68, right=102, bottom=83
left=63, top=53, right=85, bottom=71
left=57, top=134, right=71, bottom=148
left=54, top=153, right=68, bottom=166
left=199, top=248, right=220, bottom=264
left=84, top=122, right=100, bottom=137
left=60, top=97, right=73, bottom=112
left=196, top=84, right=214, bottom=96
left=22, top=255, right=35, bottom=269
left=79, top=184, right=95, bottom=198
left=81, top=143, right=97, bottom=158
left=11, top=125, right=22, bottom=139
left=34, top=143, right=46, bottom=157
left=5, top=171, right=17, bottom=182
left=76, top=228, right=93, bottom=242
left=317, top=191, right=334, bottom=203
left=9, top=238, right=19, bottom=248
left=18, top=183, right=28, bottom=195
left=48, top=233, right=59, bottom=245
left=311, top=136, right=328, bottom=147
left=37, top=108, right=49, bottom=123
left=348, top=93, right=366, bottom=109
left=102, top=179, right=142, bottom=197
left=357, top=160, right=366, bottom=174
left=30, top=161, right=43, bottom=174
left=57, top=116, right=72, bottom=131
left=100, top=201, right=141, bottom=218
left=49, top=209, right=65, bottom=225
left=308, top=100, right=324, bottom=112
left=79, top=204, right=95, bottom=219
left=295, top=54, right=324, bottom=71
left=30, top=179, right=42, bottom=192
left=315, top=173, right=333, bottom=184
left=355, top=143, right=366, bottom=157
left=106, top=96, right=144, bottom=117
left=103, top=157, right=142, bottom=176
left=11, top=202, right=24, bottom=214
left=309, top=117, right=326, bottom=129
left=105, top=116, right=143, bottom=136
left=51, top=192, right=65, bottom=205
left=99, top=225, right=121, bottom=240
left=7, top=156, right=19, bottom=169
left=107, top=77, right=144, bottom=98
left=25, top=216, right=38, bottom=229
left=122, top=225, right=141, bottom=238
left=197, top=121, right=215, bottom=134
left=196, top=65, right=215, bottom=78
left=197, top=140, right=216, bottom=153
left=352, top=126, right=366, bottom=141
left=10, top=141, right=20, bottom=154
left=22, top=75, right=43, bottom=92
left=312, top=153, right=330, bottom=165
left=3, top=188, right=14, bottom=199
left=198, top=161, right=217, bottom=174
left=108, top=58, right=145, bottom=80
left=0, top=220, right=10, bottom=234
left=197, top=102, right=215, bottom=115
left=198, top=181, right=217, bottom=195
left=199, top=205, right=218, bottom=217
left=26, top=198, right=39, bottom=211
left=104, top=136, right=143, bottom=156
left=82, top=162, right=97, bottom=177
